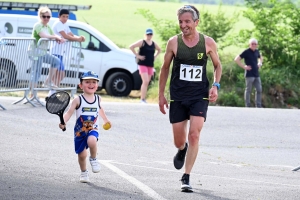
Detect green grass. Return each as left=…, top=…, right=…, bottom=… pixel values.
left=11, top=0, right=251, bottom=53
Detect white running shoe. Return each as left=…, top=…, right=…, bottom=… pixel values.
left=80, top=170, right=90, bottom=183
left=89, top=157, right=101, bottom=173
left=140, top=99, right=147, bottom=104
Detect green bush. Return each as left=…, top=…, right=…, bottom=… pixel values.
left=217, top=90, right=244, bottom=107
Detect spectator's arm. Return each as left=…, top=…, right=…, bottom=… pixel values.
left=129, top=40, right=143, bottom=56
left=59, top=31, right=82, bottom=42
left=234, top=55, right=247, bottom=70
left=39, top=32, right=61, bottom=40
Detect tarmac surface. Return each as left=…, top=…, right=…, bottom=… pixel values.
left=0, top=96, right=300, bottom=200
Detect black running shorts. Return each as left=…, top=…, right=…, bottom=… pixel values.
left=169, top=99, right=209, bottom=124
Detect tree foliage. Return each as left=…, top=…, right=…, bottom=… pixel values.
left=199, top=5, right=239, bottom=48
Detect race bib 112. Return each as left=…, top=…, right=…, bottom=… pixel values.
left=179, top=64, right=203, bottom=81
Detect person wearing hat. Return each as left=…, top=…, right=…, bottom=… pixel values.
left=129, top=28, right=161, bottom=103
left=59, top=71, right=111, bottom=183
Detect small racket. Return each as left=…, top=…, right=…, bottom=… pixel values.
left=46, top=91, right=70, bottom=131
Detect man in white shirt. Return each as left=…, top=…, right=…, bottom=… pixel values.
left=49, top=8, right=85, bottom=96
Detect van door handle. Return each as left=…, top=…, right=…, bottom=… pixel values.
left=72, top=52, right=84, bottom=61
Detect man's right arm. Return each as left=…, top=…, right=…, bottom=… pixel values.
left=159, top=37, right=175, bottom=97
left=158, top=37, right=176, bottom=114
left=234, top=54, right=249, bottom=70
left=59, top=30, right=81, bottom=42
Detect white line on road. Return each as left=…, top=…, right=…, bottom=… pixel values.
left=100, top=160, right=166, bottom=200
left=110, top=161, right=300, bottom=188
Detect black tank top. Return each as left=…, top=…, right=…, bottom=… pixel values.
left=137, top=40, right=155, bottom=67
left=170, top=33, right=209, bottom=101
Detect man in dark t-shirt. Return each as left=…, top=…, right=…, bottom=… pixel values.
left=234, top=38, right=263, bottom=107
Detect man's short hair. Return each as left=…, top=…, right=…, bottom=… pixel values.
left=59, top=9, right=69, bottom=16
left=177, top=5, right=200, bottom=21
left=249, top=38, right=258, bottom=44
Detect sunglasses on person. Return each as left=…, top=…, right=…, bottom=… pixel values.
left=251, top=43, right=258, bottom=45
left=42, top=15, right=51, bottom=19
left=146, top=33, right=153, bottom=36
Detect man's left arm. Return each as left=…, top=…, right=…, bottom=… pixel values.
left=206, top=37, right=222, bottom=102
left=258, top=51, right=263, bottom=67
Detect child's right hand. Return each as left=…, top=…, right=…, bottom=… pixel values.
left=59, top=124, right=66, bottom=130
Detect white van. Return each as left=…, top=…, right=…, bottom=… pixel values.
left=0, top=2, right=143, bottom=97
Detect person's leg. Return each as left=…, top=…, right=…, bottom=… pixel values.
left=58, top=70, right=65, bottom=85
left=53, top=70, right=64, bottom=86
left=146, top=66, right=154, bottom=88
left=180, top=100, right=208, bottom=192
left=43, top=54, right=60, bottom=87
left=185, top=116, right=204, bottom=174
left=172, top=121, right=188, bottom=150
left=30, top=58, right=42, bottom=98
left=78, top=148, right=90, bottom=183
left=78, top=148, right=88, bottom=171
left=139, top=65, right=151, bottom=102
left=87, top=131, right=100, bottom=173
left=87, top=135, right=98, bottom=159
left=244, top=77, right=254, bottom=107
left=170, top=101, right=189, bottom=169
left=140, top=73, right=150, bottom=101
left=53, top=55, right=65, bottom=87
left=253, top=77, right=262, bottom=108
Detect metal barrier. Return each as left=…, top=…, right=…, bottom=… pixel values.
left=0, top=37, right=82, bottom=110
left=0, top=37, right=36, bottom=110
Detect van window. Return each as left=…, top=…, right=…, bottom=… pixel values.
left=70, top=27, right=110, bottom=52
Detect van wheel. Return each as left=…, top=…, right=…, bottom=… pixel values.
left=0, top=62, right=17, bottom=88
left=105, top=72, right=132, bottom=97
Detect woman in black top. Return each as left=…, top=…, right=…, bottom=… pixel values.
left=129, top=28, right=161, bottom=103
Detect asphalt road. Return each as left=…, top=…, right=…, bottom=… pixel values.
left=0, top=96, right=300, bottom=200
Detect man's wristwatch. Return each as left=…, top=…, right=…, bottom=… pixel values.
left=212, top=82, right=220, bottom=90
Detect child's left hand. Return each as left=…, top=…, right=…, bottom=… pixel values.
left=103, top=120, right=112, bottom=130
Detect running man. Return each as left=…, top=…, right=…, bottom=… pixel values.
left=158, top=5, right=222, bottom=192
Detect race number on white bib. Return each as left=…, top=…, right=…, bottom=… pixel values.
left=179, top=64, right=203, bottom=81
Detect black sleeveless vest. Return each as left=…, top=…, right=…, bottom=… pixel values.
left=170, top=33, right=209, bottom=101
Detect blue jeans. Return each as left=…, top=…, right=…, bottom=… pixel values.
left=31, top=53, right=60, bottom=83
left=245, top=77, right=262, bottom=107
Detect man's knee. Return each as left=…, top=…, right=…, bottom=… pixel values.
left=174, top=139, right=186, bottom=149
left=188, top=131, right=200, bottom=146
left=256, top=82, right=262, bottom=93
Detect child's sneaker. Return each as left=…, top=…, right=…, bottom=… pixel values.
left=80, top=170, right=90, bottom=183
left=89, top=157, right=101, bottom=173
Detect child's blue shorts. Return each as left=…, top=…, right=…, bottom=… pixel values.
left=74, top=130, right=99, bottom=154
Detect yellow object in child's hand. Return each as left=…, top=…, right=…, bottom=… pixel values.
left=103, top=122, right=111, bottom=130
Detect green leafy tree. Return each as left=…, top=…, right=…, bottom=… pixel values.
left=199, top=5, right=239, bottom=49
